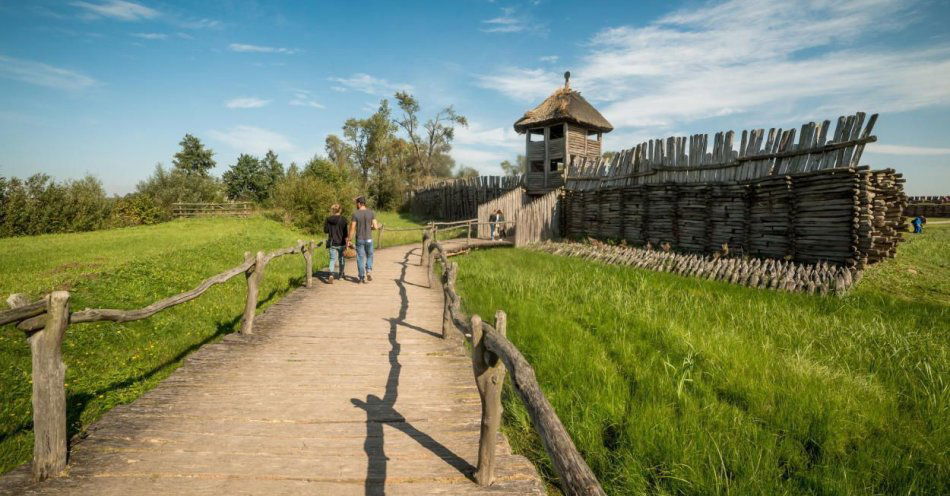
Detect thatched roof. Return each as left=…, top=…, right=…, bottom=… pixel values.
left=513, top=87, right=613, bottom=134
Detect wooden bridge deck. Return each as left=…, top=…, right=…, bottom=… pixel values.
left=1, top=240, right=543, bottom=495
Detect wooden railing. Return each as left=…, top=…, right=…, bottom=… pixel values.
left=0, top=240, right=322, bottom=482
left=421, top=230, right=605, bottom=496
left=172, top=202, right=253, bottom=218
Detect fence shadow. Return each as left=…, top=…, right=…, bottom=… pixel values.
left=350, top=248, right=475, bottom=495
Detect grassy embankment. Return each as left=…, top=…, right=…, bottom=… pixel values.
left=0, top=211, right=424, bottom=474
left=454, top=223, right=948, bottom=495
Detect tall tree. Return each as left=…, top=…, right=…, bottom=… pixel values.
left=223, top=154, right=270, bottom=202
left=499, top=154, right=526, bottom=177
left=394, top=91, right=467, bottom=185
left=173, top=134, right=216, bottom=176
left=454, top=166, right=479, bottom=179
left=261, top=149, right=285, bottom=199
left=342, top=100, right=398, bottom=185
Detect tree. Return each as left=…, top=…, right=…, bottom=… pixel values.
left=500, top=154, right=526, bottom=177
left=173, top=134, right=216, bottom=176
left=223, top=154, right=271, bottom=202
left=343, top=99, right=398, bottom=185
left=394, top=91, right=467, bottom=185
left=262, top=150, right=285, bottom=186
left=137, top=163, right=224, bottom=212
left=454, top=166, right=479, bottom=179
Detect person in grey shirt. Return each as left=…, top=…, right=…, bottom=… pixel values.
left=348, top=196, right=379, bottom=283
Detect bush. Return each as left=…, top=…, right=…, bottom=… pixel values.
left=135, top=164, right=225, bottom=214
left=0, top=174, right=111, bottom=237
left=108, top=193, right=168, bottom=227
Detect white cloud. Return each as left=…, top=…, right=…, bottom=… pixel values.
left=454, top=122, right=521, bottom=151
left=131, top=32, right=167, bottom=40
left=178, top=18, right=221, bottom=29
left=481, top=8, right=525, bottom=33
left=71, top=0, right=158, bottom=21
left=327, top=73, right=412, bottom=96
left=209, top=125, right=295, bottom=156
left=228, top=43, right=298, bottom=54
left=866, top=144, right=950, bottom=156
left=479, top=0, right=950, bottom=134
left=480, top=7, right=545, bottom=35
left=539, top=55, right=559, bottom=63
left=0, top=55, right=96, bottom=91
left=476, top=67, right=560, bottom=102
left=288, top=91, right=324, bottom=109
left=225, top=97, right=271, bottom=109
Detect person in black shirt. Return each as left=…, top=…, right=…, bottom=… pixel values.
left=323, top=204, right=348, bottom=283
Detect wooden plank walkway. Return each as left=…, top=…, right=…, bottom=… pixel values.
left=0, top=241, right=544, bottom=495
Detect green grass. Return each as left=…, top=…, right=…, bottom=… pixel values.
left=0, top=213, right=425, bottom=474
left=453, top=224, right=948, bottom=495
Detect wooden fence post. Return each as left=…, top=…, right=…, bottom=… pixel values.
left=467, top=220, right=472, bottom=247
left=472, top=312, right=507, bottom=486
left=241, top=251, right=264, bottom=335
left=441, top=263, right=460, bottom=342
left=301, top=240, right=313, bottom=288
left=29, top=291, right=70, bottom=481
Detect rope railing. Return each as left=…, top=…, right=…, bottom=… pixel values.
left=0, top=239, right=322, bottom=482
left=421, top=229, right=605, bottom=496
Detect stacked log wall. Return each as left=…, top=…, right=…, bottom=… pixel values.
left=563, top=167, right=906, bottom=267
left=904, top=196, right=950, bottom=217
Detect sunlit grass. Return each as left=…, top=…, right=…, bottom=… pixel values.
left=454, top=224, right=948, bottom=495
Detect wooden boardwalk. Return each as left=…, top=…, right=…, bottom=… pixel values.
left=0, top=241, right=544, bottom=495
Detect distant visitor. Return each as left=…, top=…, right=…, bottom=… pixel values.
left=349, top=196, right=379, bottom=284
left=323, top=204, right=348, bottom=284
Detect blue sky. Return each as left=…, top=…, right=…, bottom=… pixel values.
left=1, top=0, right=948, bottom=195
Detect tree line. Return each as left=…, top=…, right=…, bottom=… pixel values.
left=0, top=91, right=477, bottom=238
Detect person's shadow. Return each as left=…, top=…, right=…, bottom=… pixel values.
left=350, top=248, right=475, bottom=495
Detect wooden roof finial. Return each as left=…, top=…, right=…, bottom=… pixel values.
left=564, top=71, right=571, bottom=89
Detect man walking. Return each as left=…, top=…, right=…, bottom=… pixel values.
left=349, top=196, right=379, bottom=284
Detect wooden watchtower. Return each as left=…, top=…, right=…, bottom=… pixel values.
left=514, top=72, right=613, bottom=195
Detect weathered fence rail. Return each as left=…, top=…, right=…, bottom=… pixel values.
left=172, top=202, right=253, bottom=218
left=422, top=230, right=605, bottom=496
left=0, top=239, right=321, bottom=482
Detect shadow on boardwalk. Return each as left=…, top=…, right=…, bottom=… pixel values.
left=351, top=248, right=475, bottom=495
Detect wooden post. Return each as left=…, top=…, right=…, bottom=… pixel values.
left=378, top=225, right=385, bottom=249
left=472, top=312, right=507, bottom=486
left=29, top=291, right=70, bottom=481
left=241, top=251, right=264, bottom=335
left=422, top=230, right=431, bottom=267
left=467, top=220, right=472, bottom=247
left=442, top=263, right=461, bottom=342
left=304, top=240, right=314, bottom=288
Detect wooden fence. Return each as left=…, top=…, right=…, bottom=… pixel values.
left=904, top=196, right=950, bottom=217
left=0, top=240, right=321, bottom=482
left=531, top=240, right=860, bottom=294
left=564, top=167, right=906, bottom=267
left=565, top=112, right=878, bottom=188
left=477, top=187, right=526, bottom=239
left=422, top=230, right=604, bottom=496
left=407, top=176, right=522, bottom=221
left=172, top=202, right=253, bottom=218
left=515, top=189, right=562, bottom=247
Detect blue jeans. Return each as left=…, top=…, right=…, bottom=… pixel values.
left=489, top=222, right=496, bottom=240
left=356, top=239, right=374, bottom=280
left=328, top=245, right=345, bottom=276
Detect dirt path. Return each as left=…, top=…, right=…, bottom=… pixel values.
left=0, top=241, right=543, bottom=495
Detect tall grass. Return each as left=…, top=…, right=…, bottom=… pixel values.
left=0, top=213, right=426, bottom=474
left=453, top=225, right=948, bottom=495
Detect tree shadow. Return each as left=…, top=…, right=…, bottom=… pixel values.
left=351, top=248, right=475, bottom=495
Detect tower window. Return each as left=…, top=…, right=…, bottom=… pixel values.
left=549, top=159, right=564, bottom=172
left=528, top=128, right=544, bottom=142
left=530, top=160, right=545, bottom=172
left=548, top=124, right=564, bottom=140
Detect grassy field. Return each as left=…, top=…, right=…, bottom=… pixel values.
left=453, top=224, right=948, bottom=495
left=0, top=212, right=424, bottom=474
